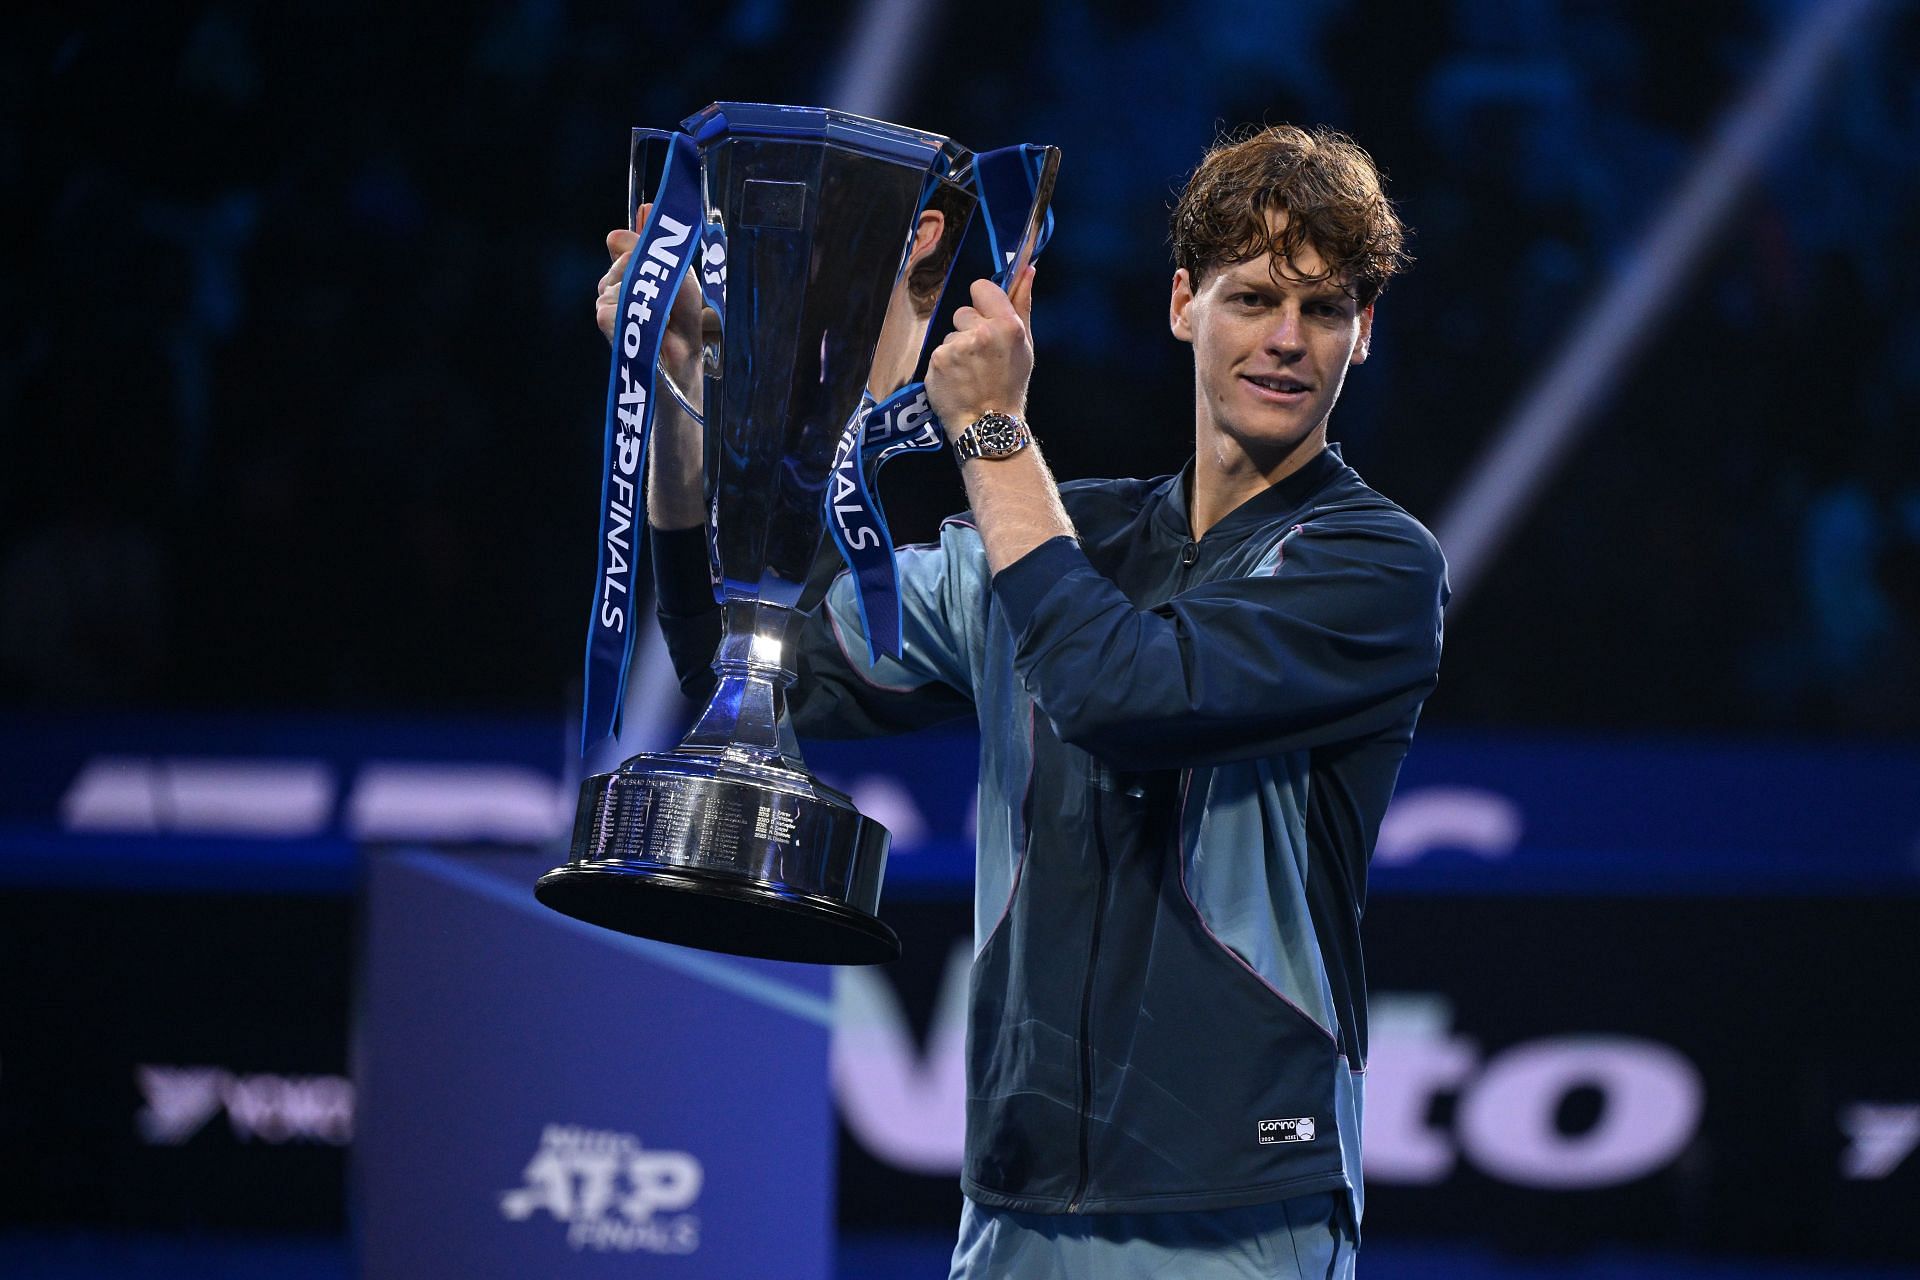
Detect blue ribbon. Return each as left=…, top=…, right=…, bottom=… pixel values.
left=825, top=384, right=943, bottom=659
left=825, top=144, right=1058, bottom=664
left=581, top=131, right=704, bottom=752
left=975, top=144, right=1056, bottom=279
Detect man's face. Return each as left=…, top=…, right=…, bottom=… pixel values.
left=1170, top=215, right=1373, bottom=468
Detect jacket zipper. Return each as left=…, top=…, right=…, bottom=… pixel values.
left=1066, top=783, right=1110, bottom=1212
left=1068, top=536, right=1196, bottom=1212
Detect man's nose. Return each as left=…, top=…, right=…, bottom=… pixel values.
left=1264, top=305, right=1306, bottom=359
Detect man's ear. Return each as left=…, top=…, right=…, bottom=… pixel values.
left=1170, top=269, right=1195, bottom=343
left=905, top=209, right=946, bottom=267
left=1351, top=303, right=1374, bottom=365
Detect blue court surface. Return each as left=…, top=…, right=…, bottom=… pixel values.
left=1, top=1233, right=1915, bottom=1279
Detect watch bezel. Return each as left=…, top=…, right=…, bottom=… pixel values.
left=959, top=411, right=1029, bottom=461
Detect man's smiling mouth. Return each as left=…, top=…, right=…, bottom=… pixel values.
left=1243, top=373, right=1311, bottom=396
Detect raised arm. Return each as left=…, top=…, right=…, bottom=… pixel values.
left=924, top=267, right=1076, bottom=574
left=992, top=515, right=1446, bottom=770
left=921, top=267, right=1445, bottom=771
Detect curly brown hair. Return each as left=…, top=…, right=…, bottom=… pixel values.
left=1171, top=124, right=1410, bottom=307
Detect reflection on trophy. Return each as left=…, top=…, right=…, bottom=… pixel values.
left=536, top=103, right=994, bottom=965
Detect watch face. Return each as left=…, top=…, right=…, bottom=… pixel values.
left=976, top=416, right=1024, bottom=457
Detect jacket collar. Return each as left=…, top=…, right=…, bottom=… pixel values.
left=1154, top=442, right=1349, bottom=543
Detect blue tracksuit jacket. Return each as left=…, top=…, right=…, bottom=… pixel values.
left=653, top=443, right=1448, bottom=1226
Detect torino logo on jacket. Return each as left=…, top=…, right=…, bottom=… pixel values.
left=1259, top=1117, right=1317, bottom=1145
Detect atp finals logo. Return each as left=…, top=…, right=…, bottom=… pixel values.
left=500, top=1123, right=703, bottom=1254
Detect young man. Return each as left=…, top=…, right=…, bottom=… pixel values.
left=599, top=123, right=1446, bottom=1279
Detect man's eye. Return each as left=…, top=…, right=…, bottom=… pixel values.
left=1234, top=292, right=1265, bottom=306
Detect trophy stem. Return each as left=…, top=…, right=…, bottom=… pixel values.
left=679, top=597, right=807, bottom=773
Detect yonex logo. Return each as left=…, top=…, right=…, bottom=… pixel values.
left=1258, top=1116, right=1316, bottom=1145
left=136, top=1064, right=354, bottom=1146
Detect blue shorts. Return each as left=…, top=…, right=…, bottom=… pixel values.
left=948, top=1193, right=1357, bottom=1280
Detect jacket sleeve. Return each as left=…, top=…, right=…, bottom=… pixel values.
left=991, top=513, right=1448, bottom=770
left=650, top=520, right=979, bottom=740
left=651, top=523, right=726, bottom=701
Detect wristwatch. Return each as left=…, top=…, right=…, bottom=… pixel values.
left=952, top=410, right=1032, bottom=463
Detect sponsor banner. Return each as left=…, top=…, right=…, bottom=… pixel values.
left=2, top=861, right=1914, bottom=1263
left=0, top=888, right=353, bottom=1230
left=831, top=896, right=1920, bottom=1262
left=3, top=717, right=1918, bottom=895
left=356, top=850, right=833, bottom=1279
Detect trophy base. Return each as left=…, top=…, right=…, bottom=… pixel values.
left=536, top=753, right=899, bottom=966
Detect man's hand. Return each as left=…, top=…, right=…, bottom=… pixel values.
left=926, top=266, right=1036, bottom=435
left=926, top=265, right=1073, bottom=573
left=596, top=204, right=705, bottom=388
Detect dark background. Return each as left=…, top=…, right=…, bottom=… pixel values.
left=4, top=0, right=1915, bottom=733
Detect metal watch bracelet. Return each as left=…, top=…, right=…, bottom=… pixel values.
left=953, top=410, right=1031, bottom=462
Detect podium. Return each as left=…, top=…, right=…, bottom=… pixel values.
left=356, top=849, right=835, bottom=1278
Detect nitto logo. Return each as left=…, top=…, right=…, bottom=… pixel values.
left=500, top=1124, right=702, bottom=1255
left=1365, top=995, right=1705, bottom=1189
left=1258, top=1116, right=1316, bottom=1145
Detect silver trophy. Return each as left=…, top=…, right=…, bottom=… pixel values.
left=537, top=103, right=986, bottom=965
